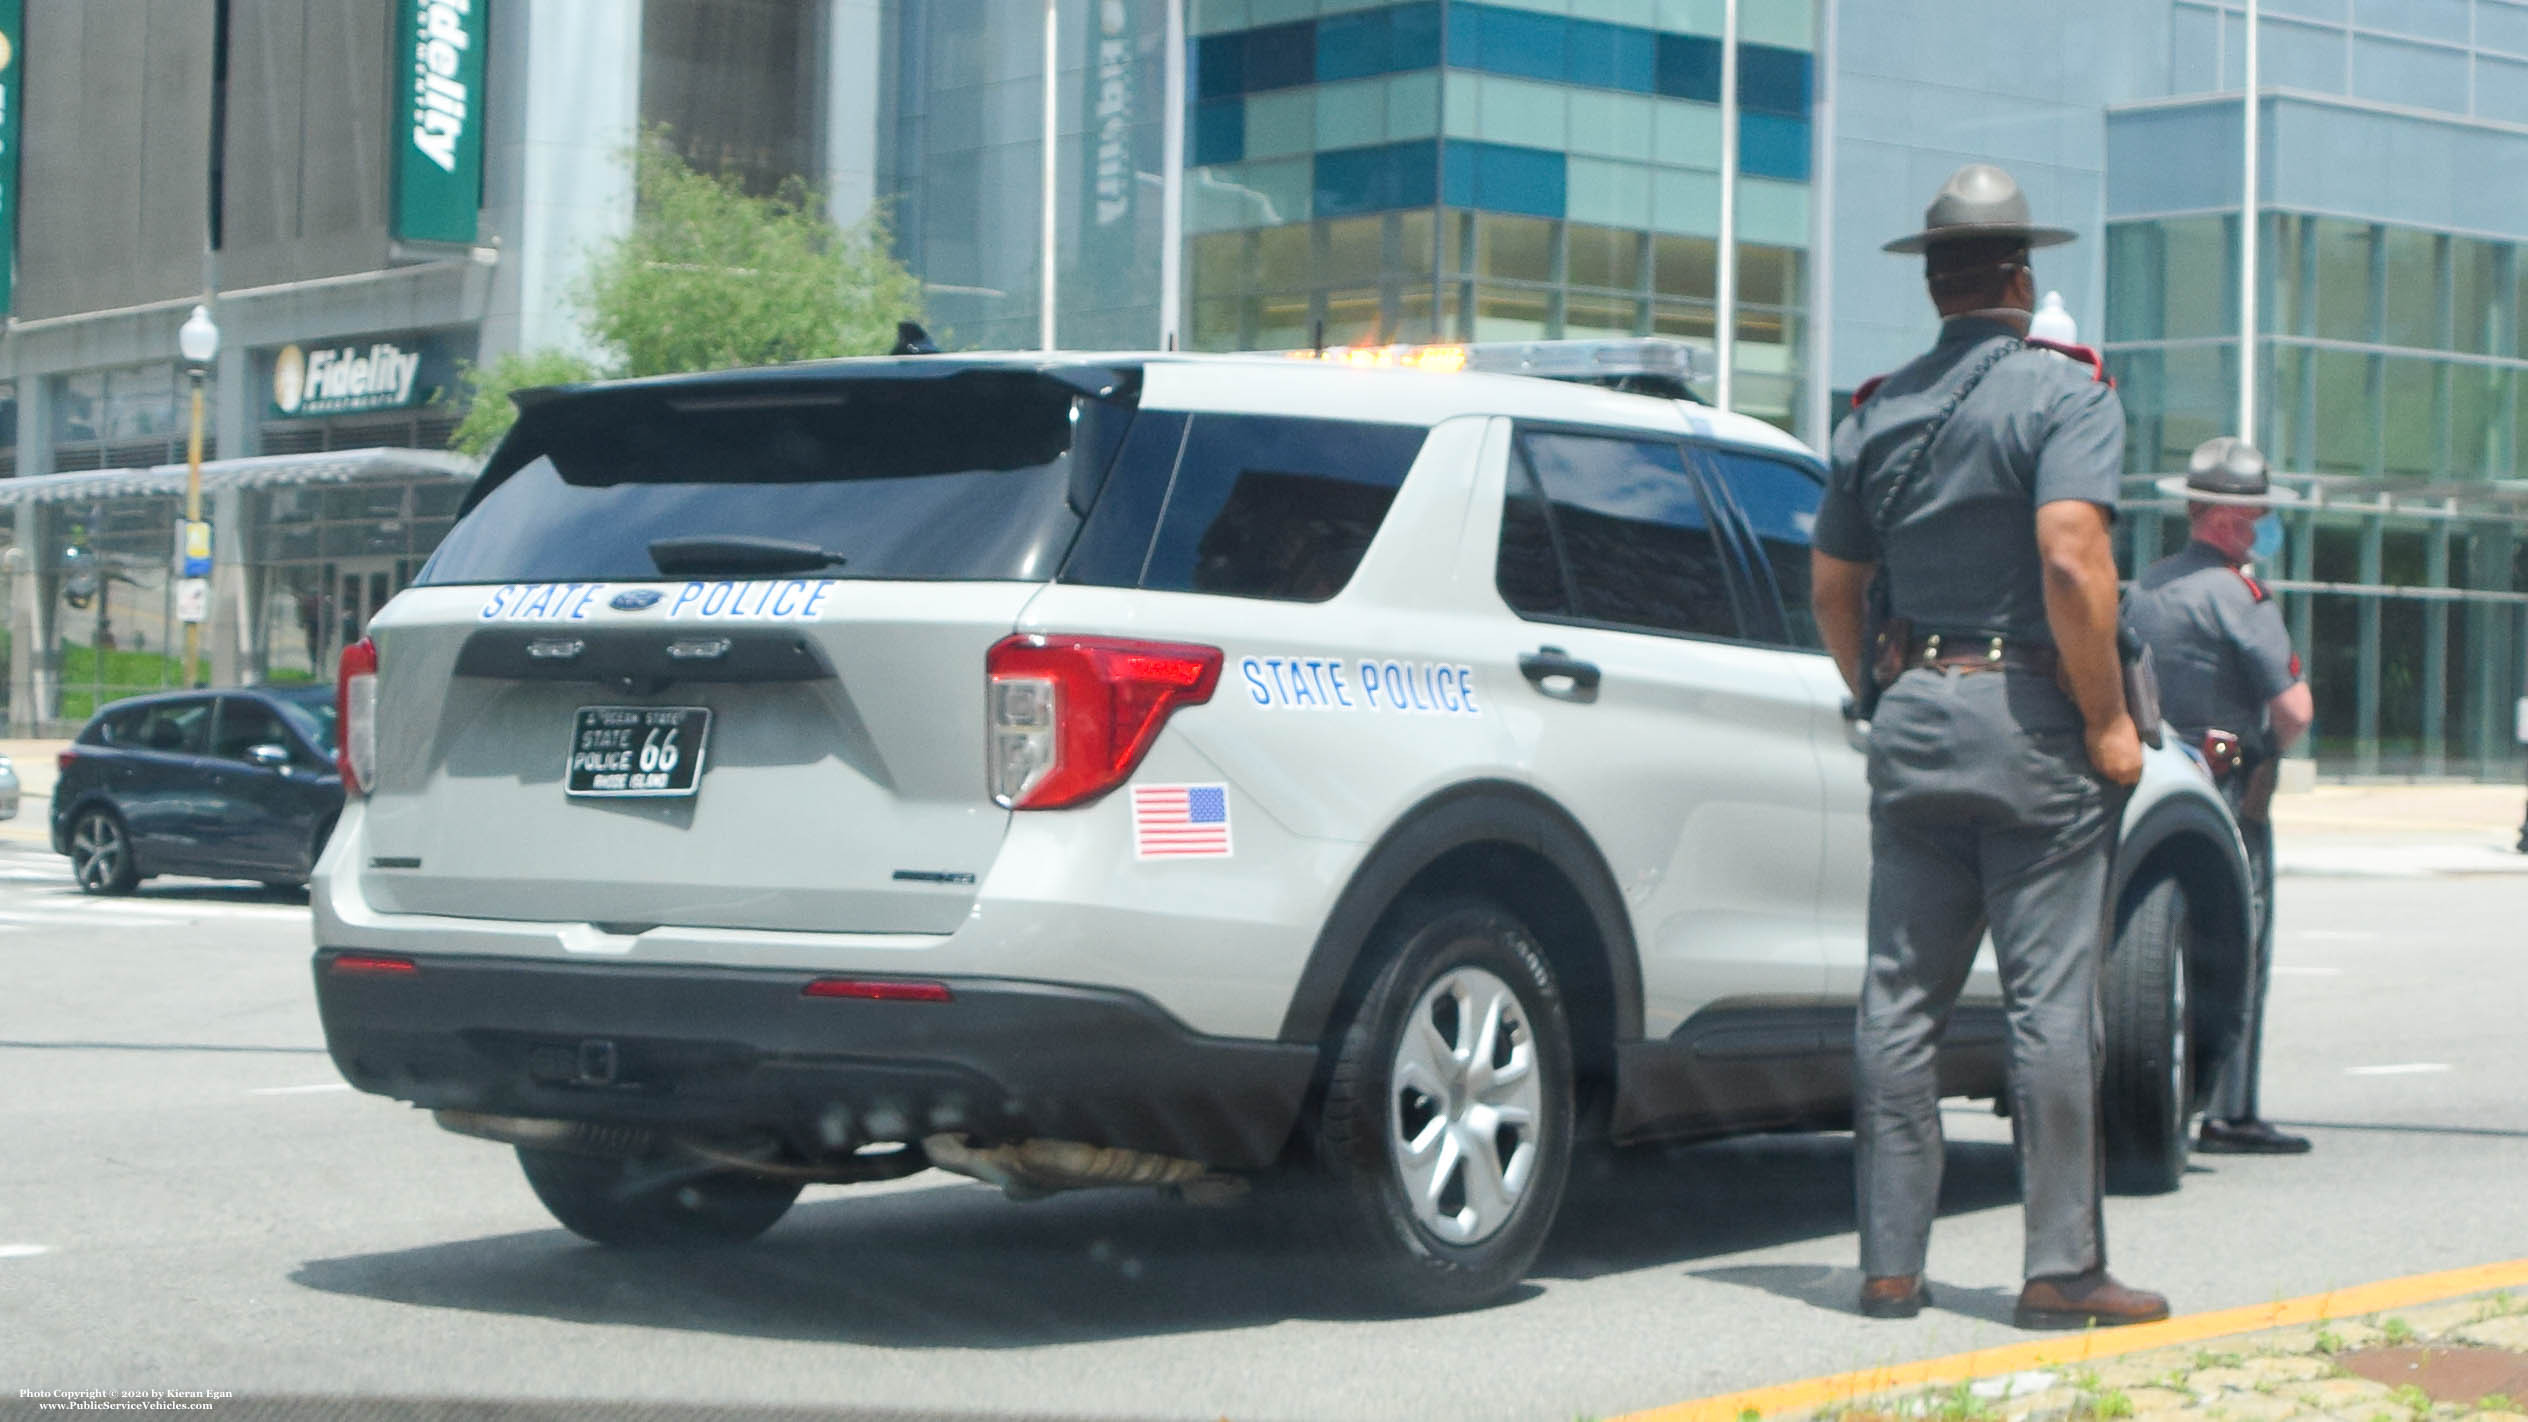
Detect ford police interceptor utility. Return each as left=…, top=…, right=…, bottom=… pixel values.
left=311, top=340, right=2254, bottom=1312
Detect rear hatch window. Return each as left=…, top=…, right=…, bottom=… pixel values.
left=421, top=369, right=1127, bottom=587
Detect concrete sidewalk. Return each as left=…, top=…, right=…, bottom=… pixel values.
left=2271, top=783, right=2528, bottom=878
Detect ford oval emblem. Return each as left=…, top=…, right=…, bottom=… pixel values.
left=609, top=588, right=664, bottom=611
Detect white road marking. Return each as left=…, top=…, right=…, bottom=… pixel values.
left=0, top=910, right=182, bottom=930
left=0, top=1244, right=50, bottom=1259
left=2290, top=930, right=2379, bottom=941
left=2272, top=965, right=2344, bottom=976
left=247, top=1083, right=351, bottom=1096
left=2345, top=1062, right=2453, bottom=1076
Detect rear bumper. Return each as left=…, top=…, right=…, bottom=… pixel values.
left=311, top=950, right=1317, bottom=1170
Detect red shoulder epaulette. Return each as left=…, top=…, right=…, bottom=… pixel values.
left=1851, top=375, right=1887, bottom=408
left=2232, top=566, right=2269, bottom=602
left=2025, top=337, right=2113, bottom=387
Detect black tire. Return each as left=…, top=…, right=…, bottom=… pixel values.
left=1301, top=897, right=1575, bottom=1314
left=517, top=1146, right=802, bottom=1247
left=2102, top=873, right=2192, bottom=1195
left=67, top=807, right=141, bottom=896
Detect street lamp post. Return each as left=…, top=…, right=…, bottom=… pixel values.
left=177, top=303, right=219, bottom=690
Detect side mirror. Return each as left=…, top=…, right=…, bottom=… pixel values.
left=246, top=743, right=293, bottom=770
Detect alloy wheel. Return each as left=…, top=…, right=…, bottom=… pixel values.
left=1386, top=965, right=1544, bottom=1246
left=71, top=814, right=126, bottom=893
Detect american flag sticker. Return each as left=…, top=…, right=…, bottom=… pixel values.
left=1132, top=783, right=1233, bottom=859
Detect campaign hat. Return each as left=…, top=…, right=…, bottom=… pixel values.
left=1883, top=163, right=2078, bottom=254
left=2154, top=435, right=2302, bottom=507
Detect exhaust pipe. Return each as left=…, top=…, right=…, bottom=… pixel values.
left=432, top=1109, right=928, bottom=1184
left=434, top=1110, right=654, bottom=1158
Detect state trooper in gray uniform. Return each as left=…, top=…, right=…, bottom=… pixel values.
left=2129, top=437, right=2315, bottom=1157
left=1811, top=164, right=2170, bottom=1331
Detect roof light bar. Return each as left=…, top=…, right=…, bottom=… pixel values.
left=1282, top=337, right=1707, bottom=400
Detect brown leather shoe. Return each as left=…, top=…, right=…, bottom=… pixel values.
left=1860, top=1274, right=1932, bottom=1319
left=2016, top=1271, right=2170, bottom=1330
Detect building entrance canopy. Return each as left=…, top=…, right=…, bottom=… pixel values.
left=3, top=447, right=481, bottom=734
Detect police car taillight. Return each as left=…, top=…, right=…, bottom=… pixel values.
left=986, top=635, right=1223, bottom=809
left=337, top=637, right=378, bottom=795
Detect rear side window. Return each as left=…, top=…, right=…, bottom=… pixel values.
left=115, top=700, right=213, bottom=755
left=420, top=373, right=1109, bottom=585
left=1701, top=448, right=1825, bottom=650
left=1065, top=413, right=1429, bottom=603
left=1503, top=430, right=1741, bottom=639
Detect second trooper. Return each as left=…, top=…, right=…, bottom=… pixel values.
left=2128, top=437, right=2315, bottom=1156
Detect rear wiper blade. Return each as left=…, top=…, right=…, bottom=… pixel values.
left=647, top=535, right=849, bottom=576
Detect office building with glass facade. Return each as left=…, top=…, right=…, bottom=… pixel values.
left=2094, top=1, right=2528, bottom=777
left=4, top=0, right=2526, bottom=775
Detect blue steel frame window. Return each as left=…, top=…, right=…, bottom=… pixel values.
left=1194, top=98, right=1244, bottom=167
left=1316, top=141, right=1440, bottom=217
left=1654, top=33, right=1720, bottom=102
left=1736, top=43, right=1810, bottom=115
left=1195, top=20, right=1315, bottom=99
left=1316, top=2, right=1440, bottom=84
left=1739, top=113, right=1809, bottom=181
left=1442, top=142, right=1567, bottom=220
left=1197, top=2, right=1804, bottom=107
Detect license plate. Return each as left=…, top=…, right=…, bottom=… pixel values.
left=565, top=706, right=710, bottom=798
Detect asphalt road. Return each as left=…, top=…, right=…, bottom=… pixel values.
left=2, top=843, right=2523, bottom=1422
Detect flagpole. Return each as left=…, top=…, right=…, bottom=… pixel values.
left=1714, top=0, right=1739, bottom=412
left=2239, top=0, right=2259, bottom=442
left=1041, top=0, right=1061, bottom=351
left=1159, top=0, right=1186, bottom=349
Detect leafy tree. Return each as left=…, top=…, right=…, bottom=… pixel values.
left=582, top=144, right=923, bottom=377
left=449, top=348, right=605, bottom=457
left=449, top=138, right=924, bottom=456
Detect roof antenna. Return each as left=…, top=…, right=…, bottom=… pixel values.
left=891, top=320, right=939, bottom=356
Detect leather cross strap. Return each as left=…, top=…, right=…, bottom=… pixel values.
left=1866, top=336, right=2025, bottom=540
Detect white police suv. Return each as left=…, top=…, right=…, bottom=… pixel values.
left=312, top=340, right=2253, bottom=1311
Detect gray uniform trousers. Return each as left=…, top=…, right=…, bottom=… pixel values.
left=2206, top=812, right=2274, bottom=1120
left=1857, top=665, right=2122, bottom=1283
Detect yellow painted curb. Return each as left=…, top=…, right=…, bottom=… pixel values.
left=1617, top=1258, right=2528, bottom=1422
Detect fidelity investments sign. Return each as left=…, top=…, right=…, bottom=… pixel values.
left=270, top=339, right=441, bottom=420
left=392, top=0, right=485, bottom=245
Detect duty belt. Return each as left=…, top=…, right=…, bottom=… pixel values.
left=1899, top=630, right=2059, bottom=678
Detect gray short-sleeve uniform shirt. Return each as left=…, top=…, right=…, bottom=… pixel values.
left=1814, top=317, right=2126, bottom=643
left=2127, top=541, right=2302, bottom=739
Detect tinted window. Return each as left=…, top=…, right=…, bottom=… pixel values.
left=1515, top=430, right=1739, bottom=638
left=421, top=374, right=1100, bottom=585
left=123, top=700, right=213, bottom=755
left=1496, top=449, right=1570, bottom=615
left=1138, top=414, right=1428, bottom=603
left=1702, top=448, right=1825, bottom=650
left=1061, top=411, right=1188, bottom=589
left=269, top=686, right=339, bottom=755
left=213, top=700, right=292, bottom=762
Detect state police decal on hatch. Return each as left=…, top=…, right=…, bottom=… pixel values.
left=480, top=580, right=838, bottom=622
left=1132, top=784, right=1233, bottom=859
left=1238, top=655, right=1480, bottom=716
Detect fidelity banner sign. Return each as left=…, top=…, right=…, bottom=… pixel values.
left=268, top=334, right=461, bottom=420
left=0, top=0, right=22, bottom=315
left=392, top=0, right=485, bottom=245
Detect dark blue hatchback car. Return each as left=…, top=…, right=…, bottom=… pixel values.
left=53, top=686, right=343, bottom=894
